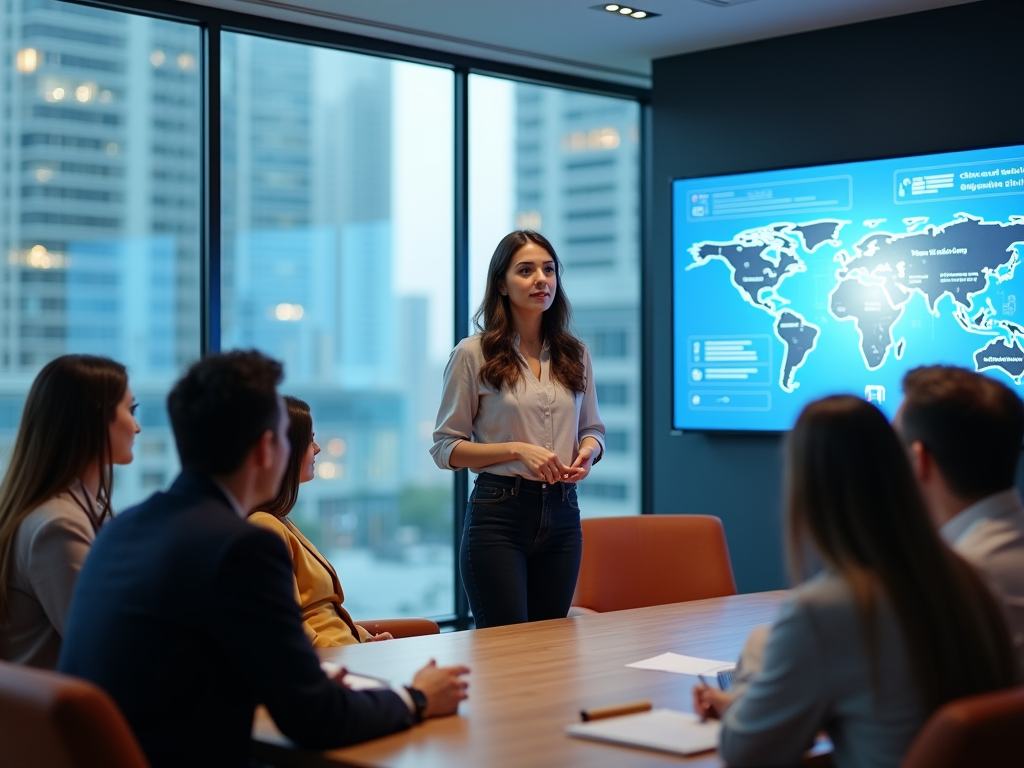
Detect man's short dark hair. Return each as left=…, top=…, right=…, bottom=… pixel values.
left=901, top=365, right=1024, bottom=499
left=168, top=350, right=284, bottom=476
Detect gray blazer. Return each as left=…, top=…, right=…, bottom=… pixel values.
left=0, top=494, right=96, bottom=668
left=721, top=573, right=926, bottom=768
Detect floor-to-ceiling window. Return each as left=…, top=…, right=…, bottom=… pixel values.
left=220, top=33, right=455, bottom=620
left=0, top=0, right=201, bottom=509
left=469, top=75, right=641, bottom=517
left=0, top=0, right=644, bottom=625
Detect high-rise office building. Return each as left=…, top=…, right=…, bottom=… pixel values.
left=220, top=37, right=452, bottom=617
left=0, top=1, right=201, bottom=505
left=0, top=4, right=636, bottom=618
left=513, top=85, right=641, bottom=516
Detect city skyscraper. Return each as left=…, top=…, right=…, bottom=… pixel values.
left=513, top=84, right=641, bottom=515
left=0, top=1, right=201, bottom=505
left=220, top=36, right=453, bottom=617
left=0, top=4, right=637, bottom=619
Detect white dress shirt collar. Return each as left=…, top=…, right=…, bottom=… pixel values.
left=940, top=487, right=1024, bottom=546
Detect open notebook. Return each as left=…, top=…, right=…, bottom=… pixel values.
left=566, top=708, right=721, bottom=756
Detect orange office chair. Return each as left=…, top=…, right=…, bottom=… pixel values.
left=355, top=618, right=440, bottom=638
left=899, top=685, right=1024, bottom=768
left=570, top=515, right=737, bottom=614
left=0, top=660, right=149, bottom=768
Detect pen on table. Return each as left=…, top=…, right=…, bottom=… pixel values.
left=579, top=700, right=653, bottom=722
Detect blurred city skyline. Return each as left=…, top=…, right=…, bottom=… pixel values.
left=0, top=0, right=641, bottom=619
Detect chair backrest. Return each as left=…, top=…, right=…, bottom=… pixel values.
left=899, top=686, right=1024, bottom=768
left=571, top=515, right=737, bottom=613
left=0, top=660, right=149, bottom=768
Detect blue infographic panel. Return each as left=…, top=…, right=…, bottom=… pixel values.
left=673, top=145, right=1024, bottom=431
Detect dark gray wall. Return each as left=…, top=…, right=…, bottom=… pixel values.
left=648, top=0, right=1024, bottom=592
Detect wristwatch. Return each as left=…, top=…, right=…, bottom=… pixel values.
left=405, top=686, right=428, bottom=722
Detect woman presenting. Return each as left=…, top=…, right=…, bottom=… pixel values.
left=431, top=230, right=605, bottom=628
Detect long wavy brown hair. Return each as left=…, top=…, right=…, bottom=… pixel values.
left=261, top=396, right=313, bottom=518
left=0, top=355, right=128, bottom=621
left=785, top=395, right=1016, bottom=711
left=473, top=231, right=585, bottom=394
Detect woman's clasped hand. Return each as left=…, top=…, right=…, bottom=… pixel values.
left=514, top=442, right=594, bottom=484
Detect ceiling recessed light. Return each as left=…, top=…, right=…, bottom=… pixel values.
left=591, top=3, right=659, bottom=18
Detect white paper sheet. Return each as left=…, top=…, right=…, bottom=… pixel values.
left=625, top=652, right=734, bottom=676
left=566, top=709, right=721, bottom=756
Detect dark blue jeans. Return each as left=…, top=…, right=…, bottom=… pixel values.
left=460, top=473, right=582, bottom=628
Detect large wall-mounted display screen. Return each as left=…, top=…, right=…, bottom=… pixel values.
left=673, top=145, right=1024, bottom=431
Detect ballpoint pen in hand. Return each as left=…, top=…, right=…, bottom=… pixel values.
left=695, top=674, right=711, bottom=721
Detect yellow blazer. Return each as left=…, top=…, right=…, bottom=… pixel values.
left=249, top=511, right=371, bottom=647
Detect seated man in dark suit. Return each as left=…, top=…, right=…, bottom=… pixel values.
left=59, top=351, right=469, bottom=768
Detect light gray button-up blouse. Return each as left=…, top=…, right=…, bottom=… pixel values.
left=430, top=333, right=605, bottom=478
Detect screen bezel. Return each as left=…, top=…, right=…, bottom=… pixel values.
left=669, top=141, right=1024, bottom=434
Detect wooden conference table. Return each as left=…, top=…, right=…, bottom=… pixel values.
left=253, top=591, right=789, bottom=768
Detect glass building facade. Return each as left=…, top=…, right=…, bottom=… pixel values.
left=0, top=0, right=643, bottom=622
left=220, top=34, right=456, bottom=618
left=0, top=0, right=200, bottom=508
left=470, top=77, right=641, bottom=516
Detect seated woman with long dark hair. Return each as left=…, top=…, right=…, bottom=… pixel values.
left=249, top=396, right=388, bottom=646
left=694, top=395, right=1017, bottom=768
left=0, top=355, right=139, bottom=668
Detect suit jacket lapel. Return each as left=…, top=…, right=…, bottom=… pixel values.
left=283, top=518, right=362, bottom=641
